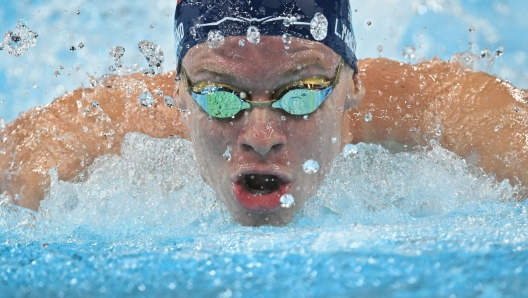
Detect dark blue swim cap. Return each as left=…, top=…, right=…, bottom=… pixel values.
left=174, top=0, right=358, bottom=74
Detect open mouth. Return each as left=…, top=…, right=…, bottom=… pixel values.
left=243, top=174, right=281, bottom=195
left=233, top=173, right=291, bottom=212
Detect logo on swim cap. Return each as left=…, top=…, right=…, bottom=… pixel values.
left=174, top=0, right=358, bottom=74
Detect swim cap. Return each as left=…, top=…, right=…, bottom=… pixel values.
left=174, top=0, right=358, bottom=75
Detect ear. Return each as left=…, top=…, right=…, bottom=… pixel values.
left=344, top=73, right=365, bottom=110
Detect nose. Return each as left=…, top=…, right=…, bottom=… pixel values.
left=238, top=107, right=286, bottom=156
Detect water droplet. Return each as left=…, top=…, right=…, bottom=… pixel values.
left=282, top=33, right=292, bottom=45
left=246, top=26, right=260, bottom=44
left=76, top=10, right=81, bottom=15
left=367, top=21, right=372, bottom=26
left=53, top=70, right=60, bottom=77
left=343, top=144, right=358, bottom=157
left=150, top=25, right=154, bottom=29
left=69, top=46, right=76, bottom=51
left=281, top=116, right=286, bottom=121
left=303, top=160, right=319, bottom=174
left=138, top=41, right=164, bottom=75
left=303, top=115, right=309, bottom=120
left=331, top=137, right=338, bottom=144
left=283, top=15, right=297, bottom=27
left=417, top=5, right=428, bottom=15
left=207, top=116, right=213, bottom=122
left=240, top=92, right=247, bottom=100
left=91, top=100, right=99, bottom=107
left=207, top=30, right=225, bottom=48
left=2, top=19, right=38, bottom=56
left=496, top=45, right=505, bottom=57
left=494, top=125, right=501, bottom=132
left=78, top=42, right=84, bottom=49
left=139, top=91, right=154, bottom=107
left=364, top=112, right=373, bottom=122
left=238, top=39, right=245, bottom=47
left=280, top=194, right=295, bottom=208
left=163, top=96, right=175, bottom=108
left=82, top=126, right=88, bottom=133
left=310, top=13, right=328, bottom=41
left=223, top=146, right=232, bottom=161
left=402, top=46, right=416, bottom=60
left=377, top=45, right=383, bottom=56
left=109, top=46, right=125, bottom=69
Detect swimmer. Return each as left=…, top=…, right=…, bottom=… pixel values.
left=1, top=0, right=527, bottom=226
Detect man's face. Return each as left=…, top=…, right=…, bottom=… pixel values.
left=179, top=36, right=362, bottom=226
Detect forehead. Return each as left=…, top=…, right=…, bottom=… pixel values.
left=182, top=36, right=341, bottom=80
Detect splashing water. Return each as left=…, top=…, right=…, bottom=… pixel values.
left=303, top=159, right=320, bottom=174
left=109, top=46, right=125, bottom=72
left=1, top=20, right=38, bottom=57
left=163, top=96, right=175, bottom=108
left=343, top=144, right=359, bottom=157
left=364, top=112, right=373, bottom=122
left=138, top=91, right=154, bottom=107
left=1, top=133, right=528, bottom=296
left=246, top=26, right=261, bottom=44
left=207, top=30, right=224, bottom=49
left=280, top=194, right=295, bottom=208
left=223, top=146, right=232, bottom=161
left=310, top=13, right=328, bottom=41
left=138, top=41, right=164, bottom=75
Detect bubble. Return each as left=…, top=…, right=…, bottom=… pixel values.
left=138, top=41, right=164, bottom=75
left=163, top=96, right=175, bottom=108
left=303, top=160, right=319, bottom=174
left=343, top=144, right=358, bottom=157
left=238, top=39, right=245, bottom=47
left=310, top=13, right=328, bottom=41
left=280, top=194, right=295, bottom=208
left=207, top=30, right=225, bottom=48
left=2, top=19, right=38, bottom=56
left=223, top=146, right=232, bottom=161
left=139, top=91, right=154, bottom=107
left=364, top=112, right=373, bottom=122
left=246, top=26, right=260, bottom=44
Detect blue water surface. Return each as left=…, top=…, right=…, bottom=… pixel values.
left=1, top=134, right=528, bottom=297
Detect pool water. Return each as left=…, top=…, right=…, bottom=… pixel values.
left=1, top=0, right=528, bottom=297
left=1, top=133, right=528, bottom=297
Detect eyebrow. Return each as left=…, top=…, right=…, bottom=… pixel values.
left=189, top=59, right=336, bottom=91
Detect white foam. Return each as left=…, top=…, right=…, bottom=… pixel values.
left=1, top=132, right=525, bottom=248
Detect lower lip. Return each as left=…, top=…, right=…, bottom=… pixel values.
left=232, top=181, right=291, bottom=212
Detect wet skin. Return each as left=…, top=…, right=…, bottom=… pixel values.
left=1, top=41, right=527, bottom=225
left=178, top=36, right=363, bottom=225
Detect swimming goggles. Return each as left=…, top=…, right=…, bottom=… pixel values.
left=181, top=60, right=343, bottom=119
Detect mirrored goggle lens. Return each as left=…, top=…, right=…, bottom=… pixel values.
left=192, top=85, right=333, bottom=118
left=192, top=91, right=250, bottom=118
left=271, top=86, right=333, bottom=115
